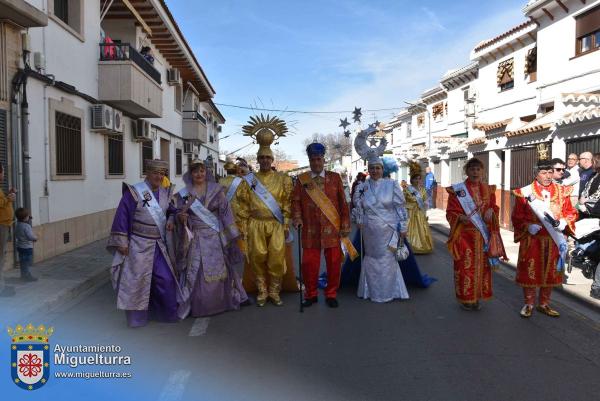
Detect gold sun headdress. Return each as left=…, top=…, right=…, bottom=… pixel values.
left=408, top=161, right=422, bottom=179
left=242, top=114, right=288, bottom=159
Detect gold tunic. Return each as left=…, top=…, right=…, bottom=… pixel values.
left=404, top=185, right=434, bottom=254
left=237, top=170, right=293, bottom=286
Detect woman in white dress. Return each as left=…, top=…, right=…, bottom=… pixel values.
left=352, top=159, right=409, bottom=302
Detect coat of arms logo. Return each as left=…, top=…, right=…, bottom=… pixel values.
left=536, top=143, right=550, bottom=161
left=7, top=323, right=54, bottom=391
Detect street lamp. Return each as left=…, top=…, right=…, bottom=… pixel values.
left=404, top=101, right=432, bottom=155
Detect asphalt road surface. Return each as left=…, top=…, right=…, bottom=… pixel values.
left=14, top=230, right=600, bottom=401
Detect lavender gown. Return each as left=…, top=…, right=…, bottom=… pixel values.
left=107, top=182, right=180, bottom=328
left=174, top=180, right=248, bottom=318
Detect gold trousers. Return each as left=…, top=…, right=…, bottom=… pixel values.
left=247, top=218, right=286, bottom=280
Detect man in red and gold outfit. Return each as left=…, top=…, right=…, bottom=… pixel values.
left=512, top=159, right=578, bottom=318
left=292, top=143, right=353, bottom=308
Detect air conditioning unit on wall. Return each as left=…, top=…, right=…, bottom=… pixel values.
left=466, top=87, right=477, bottom=102
left=465, top=103, right=476, bottom=117
left=91, top=104, right=113, bottom=132
left=132, top=119, right=151, bottom=141
left=183, top=142, right=194, bottom=154
left=167, top=68, right=181, bottom=85
left=112, top=109, right=124, bottom=133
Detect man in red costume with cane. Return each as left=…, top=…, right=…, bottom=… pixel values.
left=292, top=143, right=355, bottom=308
left=512, top=158, right=578, bottom=318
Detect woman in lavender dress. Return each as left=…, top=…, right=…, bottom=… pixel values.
left=174, top=160, right=248, bottom=317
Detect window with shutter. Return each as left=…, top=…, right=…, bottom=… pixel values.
left=107, top=135, right=124, bottom=177
left=575, top=5, right=600, bottom=56
left=497, top=58, right=514, bottom=91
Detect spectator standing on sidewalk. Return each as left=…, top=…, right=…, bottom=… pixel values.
left=551, top=158, right=567, bottom=184
left=579, top=152, right=595, bottom=197
left=575, top=153, right=600, bottom=300
left=563, top=153, right=580, bottom=205
left=425, top=166, right=436, bottom=208
left=0, top=164, right=16, bottom=297
left=14, top=208, right=37, bottom=282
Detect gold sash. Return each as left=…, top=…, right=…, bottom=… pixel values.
left=298, top=172, right=358, bottom=260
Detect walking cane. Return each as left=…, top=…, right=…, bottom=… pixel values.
left=298, top=225, right=304, bottom=313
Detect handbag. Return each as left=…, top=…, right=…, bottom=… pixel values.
left=396, top=241, right=409, bottom=262
left=486, top=213, right=505, bottom=259
left=487, top=230, right=504, bottom=258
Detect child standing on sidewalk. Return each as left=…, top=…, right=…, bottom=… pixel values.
left=15, top=208, right=37, bottom=282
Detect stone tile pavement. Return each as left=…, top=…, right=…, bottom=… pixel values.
left=1, top=239, right=111, bottom=321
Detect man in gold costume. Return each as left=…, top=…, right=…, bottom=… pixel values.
left=237, top=115, right=293, bottom=306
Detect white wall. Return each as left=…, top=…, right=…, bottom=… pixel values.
left=536, top=1, right=600, bottom=103
left=20, top=0, right=221, bottom=227
left=26, top=0, right=101, bottom=98
left=476, top=42, right=539, bottom=124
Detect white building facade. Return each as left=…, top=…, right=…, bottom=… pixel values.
left=0, top=0, right=224, bottom=265
left=379, top=0, right=600, bottom=228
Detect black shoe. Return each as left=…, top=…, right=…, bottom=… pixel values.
left=302, top=297, right=318, bottom=307
left=21, top=275, right=38, bottom=282
left=325, top=298, right=339, bottom=308
left=240, top=298, right=252, bottom=307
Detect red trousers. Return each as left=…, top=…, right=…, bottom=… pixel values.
left=523, top=287, right=553, bottom=305
left=301, top=246, right=342, bottom=299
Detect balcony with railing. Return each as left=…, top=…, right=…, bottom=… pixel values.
left=182, top=110, right=208, bottom=142
left=98, top=43, right=163, bottom=118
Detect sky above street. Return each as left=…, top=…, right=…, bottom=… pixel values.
left=167, top=0, right=526, bottom=164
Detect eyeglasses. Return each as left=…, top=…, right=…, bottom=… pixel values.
left=568, top=158, right=578, bottom=161
left=553, top=168, right=565, bottom=172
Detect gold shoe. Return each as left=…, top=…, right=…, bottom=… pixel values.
left=256, top=276, right=268, bottom=308
left=268, top=276, right=283, bottom=307
left=536, top=304, right=560, bottom=317
left=520, top=304, right=533, bottom=318
left=269, top=295, right=284, bottom=307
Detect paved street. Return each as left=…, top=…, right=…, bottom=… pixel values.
left=5, top=229, right=600, bottom=401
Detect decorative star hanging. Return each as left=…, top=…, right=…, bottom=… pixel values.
left=353, top=107, right=362, bottom=123
left=344, top=130, right=351, bottom=138
left=339, top=118, right=350, bottom=130
left=369, top=137, right=378, bottom=146
left=374, top=120, right=381, bottom=128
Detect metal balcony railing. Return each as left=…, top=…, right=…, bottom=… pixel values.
left=182, top=110, right=207, bottom=125
left=99, top=43, right=161, bottom=84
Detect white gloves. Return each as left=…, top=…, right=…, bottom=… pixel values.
left=557, top=219, right=567, bottom=232
left=528, top=224, right=542, bottom=235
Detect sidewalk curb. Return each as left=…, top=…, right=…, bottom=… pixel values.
left=429, top=223, right=600, bottom=313
left=39, top=267, right=110, bottom=314
left=26, top=267, right=109, bottom=320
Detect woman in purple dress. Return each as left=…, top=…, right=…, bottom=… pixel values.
left=174, top=160, right=248, bottom=317
left=107, top=159, right=180, bottom=328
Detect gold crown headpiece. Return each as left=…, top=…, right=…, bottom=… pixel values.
left=7, top=324, right=54, bottom=343
left=242, top=114, right=288, bottom=158
left=408, top=161, right=422, bottom=179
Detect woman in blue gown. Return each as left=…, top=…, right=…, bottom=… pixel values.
left=337, top=158, right=436, bottom=289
